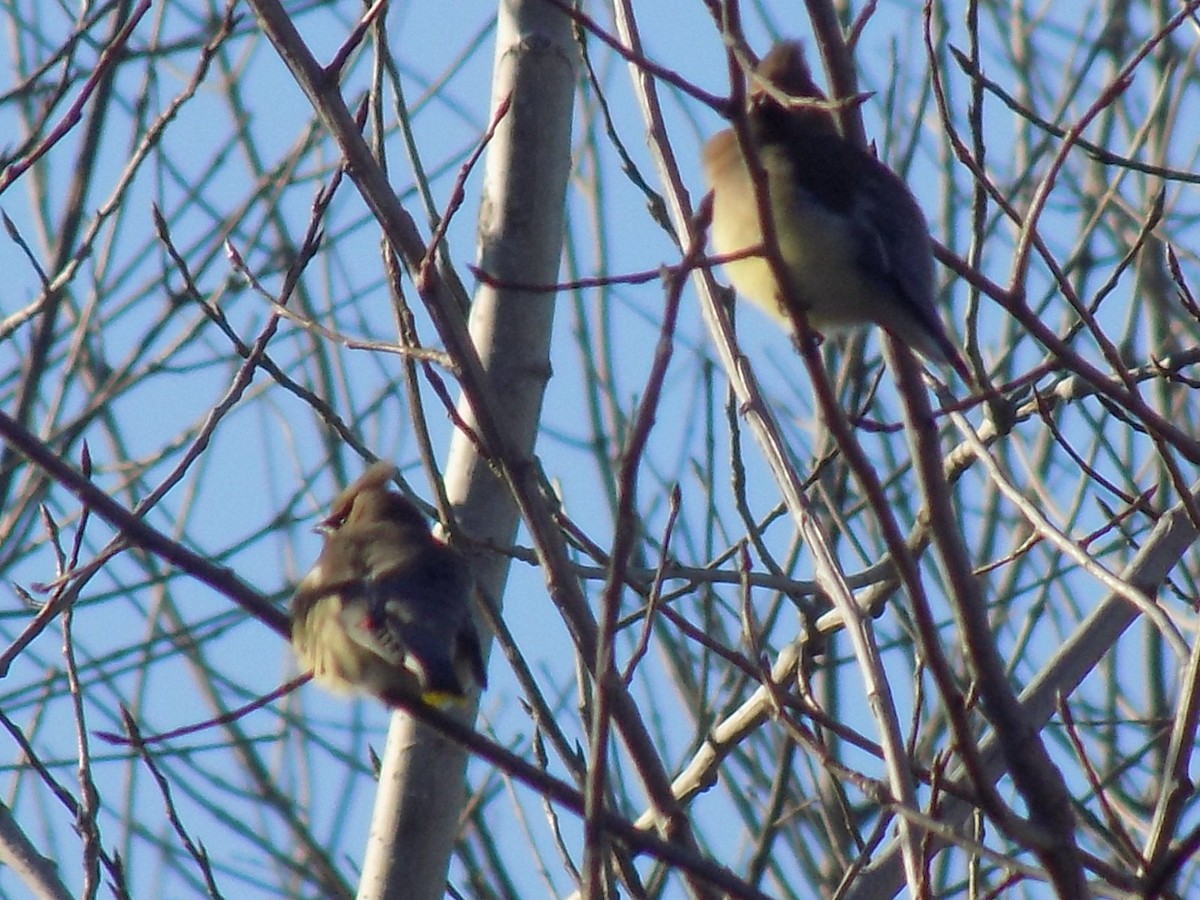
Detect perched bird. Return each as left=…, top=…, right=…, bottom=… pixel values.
left=702, top=41, right=969, bottom=379
left=290, top=462, right=487, bottom=708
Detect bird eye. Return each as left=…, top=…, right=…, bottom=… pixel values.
left=317, top=512, right=347, bottom=533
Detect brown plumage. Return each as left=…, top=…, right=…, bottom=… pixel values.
left=702, top=41, right=969, bottom=380
left=290, top=462, right=487, bottom=707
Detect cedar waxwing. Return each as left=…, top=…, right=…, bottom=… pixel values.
left=290, top=462, right=487, bottom=707
left=702, top=41, right=969, bottom=379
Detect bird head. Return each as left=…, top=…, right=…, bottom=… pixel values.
left=316, top=461, right=429, bottom=538
left=748, top=41, right=839, bottom=136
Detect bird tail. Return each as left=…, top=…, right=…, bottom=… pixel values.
left=408, top=655, right=471, bottom=707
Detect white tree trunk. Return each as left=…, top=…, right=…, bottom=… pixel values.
left=357, top=2, right=577, bottom=897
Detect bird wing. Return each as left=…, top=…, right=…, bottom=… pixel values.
left=846, top=169, right=933, bottom=303
left=338, top=560, right=477, bottom=699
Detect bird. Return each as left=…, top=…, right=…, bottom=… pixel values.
left=289, top=461, right=487, bottom=708
left=702, top=40, right=969, bottom=380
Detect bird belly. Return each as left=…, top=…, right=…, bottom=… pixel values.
left=293, top=595, right=419, bottom=699
left=772, top=199, right=882, bottom=330
left=292, top=599, right=363, bottom=690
